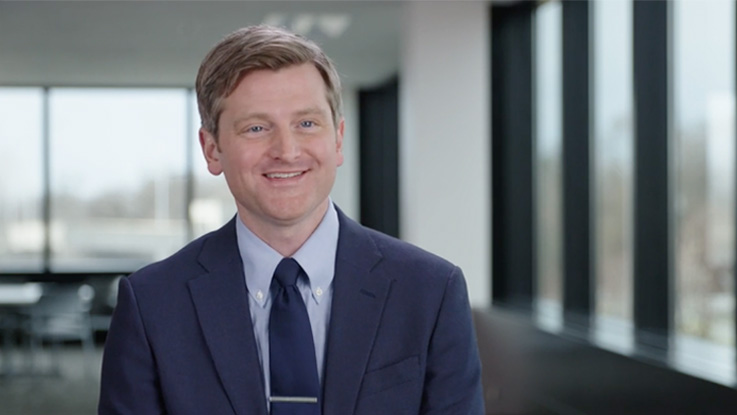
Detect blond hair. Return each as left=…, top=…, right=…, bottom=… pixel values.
left=195, top=25, right=343, bottom=138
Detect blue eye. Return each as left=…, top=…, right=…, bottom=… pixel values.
left=300, top=120, right=315, bottom=128
left=248, top=126, right=263, bottom=133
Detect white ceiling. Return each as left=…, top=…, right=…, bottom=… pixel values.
left=0, top=0, right=403, bottom=89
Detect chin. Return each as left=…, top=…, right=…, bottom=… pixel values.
left=262, top=203, right=309, bottom=222
left=268, top=199, right=326, bottom=224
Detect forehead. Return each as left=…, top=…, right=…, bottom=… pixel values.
left=228, top=64, right=329, bottom=107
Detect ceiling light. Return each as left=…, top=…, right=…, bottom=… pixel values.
left=261, top=13, right=351, bottom=38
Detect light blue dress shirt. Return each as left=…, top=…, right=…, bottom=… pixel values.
left=235, top=202, right=338, bottom=406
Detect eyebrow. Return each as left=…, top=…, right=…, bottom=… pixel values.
left=232, top=113, right=268, bottom=126
left=232, top=107, right=329, bottom=126
left=293, top=107, right=330, bottom=118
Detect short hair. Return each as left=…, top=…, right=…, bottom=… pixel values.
left=195, top=25, right=343, bottom=138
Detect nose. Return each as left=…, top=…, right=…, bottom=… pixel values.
left=269, top=127, right=300, bottom=161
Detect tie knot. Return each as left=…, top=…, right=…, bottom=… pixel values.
left=273, top=258, right=301, bottom=287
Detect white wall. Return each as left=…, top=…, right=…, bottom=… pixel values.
left=400, top=1, right=491, bottom=307
left=331, top=87, right=360, bottom=220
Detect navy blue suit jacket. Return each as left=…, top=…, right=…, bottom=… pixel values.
left=99, top=209, right=484, bottom=415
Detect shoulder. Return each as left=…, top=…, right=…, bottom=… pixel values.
left=365, top=225, right=457, bottom=275
left=127, top=218, right=237, bottom=288
left=337, top=210, right=461, bottom=289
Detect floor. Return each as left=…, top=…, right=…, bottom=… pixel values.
left=473, top=308, right=737, bottom=415
left=1, top=311, right=737, bottom=415
left=0, top=345, right=101, bottom=415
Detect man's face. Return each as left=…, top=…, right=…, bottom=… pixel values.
left=200, top=63, right=344, bottom=232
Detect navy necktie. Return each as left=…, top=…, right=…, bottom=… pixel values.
left=269, top=258, right=321, bottom=415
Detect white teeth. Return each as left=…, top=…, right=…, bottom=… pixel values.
left=266, top=172, right=302, bottom=179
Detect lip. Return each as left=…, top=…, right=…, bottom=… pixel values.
left=263, top=170, right=308, bottom=181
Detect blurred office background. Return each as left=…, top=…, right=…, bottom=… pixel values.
left=1, top=0, right=736, bottom=414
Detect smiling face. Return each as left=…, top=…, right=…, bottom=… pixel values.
left=200, top=63, right=344, bottom=237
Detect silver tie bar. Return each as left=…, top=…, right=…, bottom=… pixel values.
left=269, top=396, right=318, bottom=404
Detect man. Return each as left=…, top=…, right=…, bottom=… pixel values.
left=99, top=25, right=484, bottom=415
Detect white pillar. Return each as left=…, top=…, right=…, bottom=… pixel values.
left=331, top=87, right=360, bottom=220
left=400, top=1, right=491, bottom=307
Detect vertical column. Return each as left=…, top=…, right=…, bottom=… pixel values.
left=562, top=0, right=592, bottom=329
left=359, top=78, right=399, bottom=237
left=633, top=0, right=671, bottom=352
left=401, top=1, right=491, bottom=307
left=490, top=2, right=534, bottom=310
left=332, top=88, right=360, bottom=220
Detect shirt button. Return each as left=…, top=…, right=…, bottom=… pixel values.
left=315, top=287, right=323, bottom=297
left=256, top=290, right=264, bottom=301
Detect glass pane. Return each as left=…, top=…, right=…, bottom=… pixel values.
left=49, top=89, right=189, bottom=272
left=190, top=92, right=236, bottom=238
left=535, top=0, right=563, bottom=330
left=592, top=0, right=634, bottom=352
left=673, top=0, right=735, bottom=384
left=0, top=88, right=44, bottom=272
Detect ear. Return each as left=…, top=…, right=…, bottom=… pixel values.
left=335, top=118, right=345, bottom=167
left=199, top=128, right=223, bottom=176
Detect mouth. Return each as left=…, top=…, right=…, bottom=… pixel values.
left=264, top=171, right=306, bottom=179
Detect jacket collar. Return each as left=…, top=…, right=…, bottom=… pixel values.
left=187, top=210, right=393, bottom=415
left=322, top=208, right=393, bottom=414
left=188, top=217, right=268, bottom=415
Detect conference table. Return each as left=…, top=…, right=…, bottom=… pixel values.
left=0, top=283, right=43, bottom=376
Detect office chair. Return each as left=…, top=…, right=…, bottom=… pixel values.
left=22, top=283, right=96, bottom=376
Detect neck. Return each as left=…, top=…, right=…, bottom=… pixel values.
left=238, top=201, right=330, bottom=257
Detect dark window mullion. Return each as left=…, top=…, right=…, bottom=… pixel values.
left=359, top=78, right=399, bottom=238
left=562, top=0, right=593, bottom=331
left=491, top=2, right=535, bottom=310
left=633, top=0, right=671, bottom=353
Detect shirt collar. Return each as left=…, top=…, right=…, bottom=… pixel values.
left=235, top=202, right=340, bottom=307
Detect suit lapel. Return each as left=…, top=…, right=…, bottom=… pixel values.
left=188, top=219, right=268, bottom=415
left=322, top=210, right=392, bottom=415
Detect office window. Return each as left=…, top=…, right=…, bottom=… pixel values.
left=0, top=88, right=45, bottom=272
left=593, top=0, right=634, bottom=351
left=535, top=0, right=563, bottom=329
left=673, top=0, right=735, bottom=382
left=48, top=89, right=189, bottom=272
left=189, top=93, right=236, bottom=238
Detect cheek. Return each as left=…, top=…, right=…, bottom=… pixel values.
left=317, top=137, right=343, bottom=165
left=223, top=143, right=262, bottom=170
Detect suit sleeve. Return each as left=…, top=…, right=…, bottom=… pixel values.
left=99, top=277, right=166, bottom=415
left=420, top=266, right=485, bottom=415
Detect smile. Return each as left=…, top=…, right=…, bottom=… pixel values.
left=265, top=171, right=304, bottom=179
